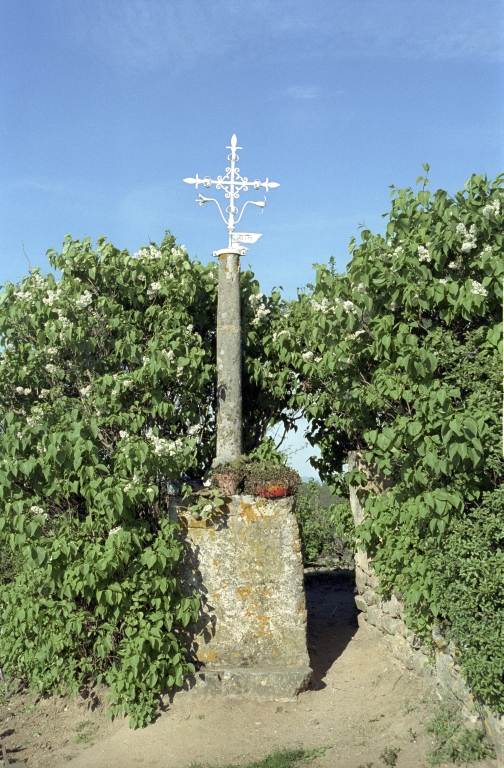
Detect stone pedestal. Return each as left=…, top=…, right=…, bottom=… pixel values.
left=171, top=494, right=312, bottom=699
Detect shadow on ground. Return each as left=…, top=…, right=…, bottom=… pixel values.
left=305, top=568, right=358, bottom=691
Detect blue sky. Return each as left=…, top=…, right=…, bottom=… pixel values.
left=1, top=0, right=503, bottom=478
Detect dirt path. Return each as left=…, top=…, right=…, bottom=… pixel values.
left=1, top=571, right=497, bottom=768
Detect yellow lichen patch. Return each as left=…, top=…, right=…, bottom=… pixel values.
left=185, top=517, right=213, bottom=529
left=197, top=648, right=220, bottom=663
left=262, top=587, right=269, bottom=596
left=237, top=586, right=252, bottom=600
left=212, top=558, right=221, bottom=567
left=239, top=502, right=261, bottom=522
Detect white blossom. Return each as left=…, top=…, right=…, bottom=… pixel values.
left=76, top=291, right=93, bottom=309
left=186, top=324, right=194, bottom=333
left=142, top=356, right=150, bottom=366
left=203, top=504, right=212, bottom=513
left=456, top=222, right=477, bottom=252
left=470, top=280, right=488, bottom=297
left=272, top=330, right=291, bottom=342
left=30, top=505, right=45, bottom=515
left=302, top=351, right=314, bottom=361
left=45, top=363, right=58, bottom=375
left=15, top=386, right=31, bottom=395
left=134, top=245, right=162, bottom=260
left=482, top=200, right=500, bottom=218
left=448, top=261, right=457, bottom=269
left=57, top=311, right=71, bottom=327
left=145, top=427, right=185, bottom=457
left=163, top=349, right=175, bottom=361
left=393, top=246, right=404, bottom=256
left=187, top=424, right=200, bottom=436
left=311, top=297, right=330, bottom=313
left=248, top=293, right=264, bottom=307
left=438, top=279, right=448, bottom=285
left=147, top=281, right=162, bottom=298
left=417, top=245, right=431, bottom=263
left=176, top=366, right=184, bottom=377
left=42, top=289, right=61, bottom=306
left=79, top=384, right=93, bottom=397
left=119, top=430, right=129, bottom=439
left=108, top=526, right=122, bottom=537
left=122, top=379, right=134, bottom=389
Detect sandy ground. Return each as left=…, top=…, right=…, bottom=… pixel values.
left=0, top=570, right=498, bottom=768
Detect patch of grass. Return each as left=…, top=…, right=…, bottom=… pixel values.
left=425, top=702, right=496, bottom=765
left=196, top=713, right=205, bottom=720
left=402, top=698, right=417, bottom=715
left=379, top=746, right=400, bottom=766
left=74, top=720, right=98, bottom=745
left=189, top=745, right=332, bottom=768
left=275, top=706, right=283, bottom=714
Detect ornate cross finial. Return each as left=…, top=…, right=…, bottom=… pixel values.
left=183, top=135, right=279, bottom=249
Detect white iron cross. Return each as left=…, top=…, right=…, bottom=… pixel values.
left=183, top=134, right=279, bottom=249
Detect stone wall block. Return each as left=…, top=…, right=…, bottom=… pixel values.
left=175, top=494, right=312, bottom=699
left=367, top=605, right=382, bottom=630
left=355, top=568, right=367, bottom=595
left=354, top=595, right=368, bottom=613
left=354, top=548, right=371, bottom=575
left=362, top=589, right=377, bottom=606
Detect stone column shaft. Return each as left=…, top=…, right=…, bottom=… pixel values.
left=214, top=249, right=243, bottom=464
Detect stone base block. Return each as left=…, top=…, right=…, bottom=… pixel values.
left=184, top=666, right=313, bottom=700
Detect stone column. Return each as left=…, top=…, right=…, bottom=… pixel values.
left=214, top=248, right=243, bottom=465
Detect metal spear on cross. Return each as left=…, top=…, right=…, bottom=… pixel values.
left=184, top=136, right=279, bottom=466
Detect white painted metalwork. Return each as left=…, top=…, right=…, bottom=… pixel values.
left=183, top=135, right=279, bottom=249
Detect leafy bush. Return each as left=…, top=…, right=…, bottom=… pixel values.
left=0, top=232, right=289, bottom=726
left=295, top=481, right=353, bottom=566
left=269, top=172, right=503, bottom=708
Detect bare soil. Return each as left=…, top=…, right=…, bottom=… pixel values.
left=0, top=570, right=498, bottom=768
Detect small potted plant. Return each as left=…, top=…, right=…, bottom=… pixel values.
left=213, top=458, right=246, bottom=496
left=243, top=463, right=301, bottom=499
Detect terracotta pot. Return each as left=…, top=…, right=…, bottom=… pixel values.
left=255, top=483, right=291, bottom=499
left=215, top=473, right=239, bottom=496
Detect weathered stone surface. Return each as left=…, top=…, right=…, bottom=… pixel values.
left=431, top=624, right=448, bottom=649
left=381, top=595, right=402, bottom=618
left=412, top=650, right=431, bottom=677
left=382, top=615, right=404, bottom=636
left=214, top=249, right=243, bottom=463
left=483, top=710, right=504, bottom=764
left=362, top=589, right=377, bottom=606
left=355, top=570, right=367, bottom=595
left=357, top=612, right=368, bottom=629
left=354, top=595, right=368, bottom=612
left=367, top=605, right=382, bottom=630
left=354, top=548, right=371, bottom=575
left=173, top=494, right=312, bottom=698
left=185, top=666, right=312, bottom=700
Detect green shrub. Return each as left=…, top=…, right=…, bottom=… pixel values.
left=0, top=232, right=289, bottom=726
left=294, top=481, right=353, bottom=566
left=269, top=171, right=504, bottom=709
